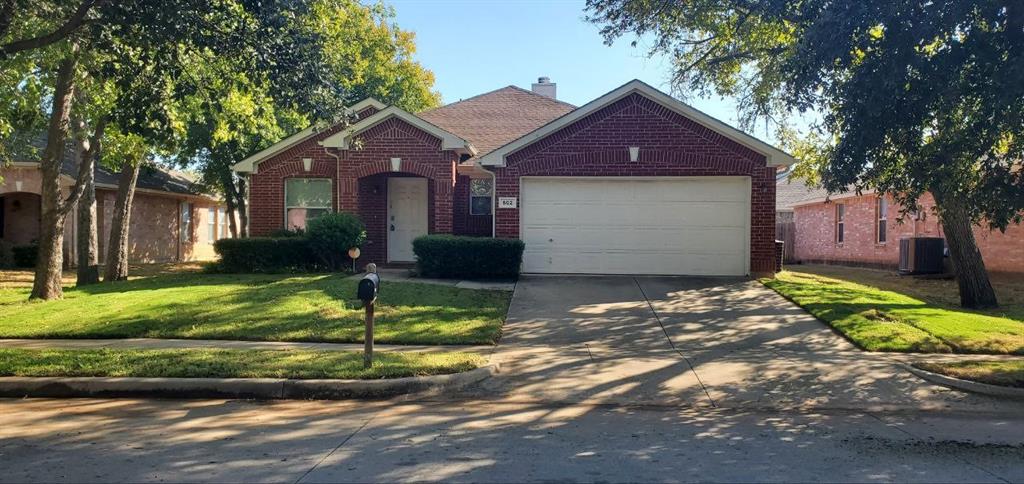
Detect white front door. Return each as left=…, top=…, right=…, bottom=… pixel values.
left=387, top=177, right=428, bottom=262
left=520, top=177, right=751, bottom=276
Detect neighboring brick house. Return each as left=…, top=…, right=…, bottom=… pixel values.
left=1, top=158, right=230, bottom=267
left=778, top=174, right=1024, bottom=274
left=234, top=79, right=794, bottom=276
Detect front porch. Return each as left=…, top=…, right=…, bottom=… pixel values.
left=356, top=172, right=438, bottom=264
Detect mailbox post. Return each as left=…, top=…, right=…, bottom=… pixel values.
left=357, top=263, right=380, bottom=368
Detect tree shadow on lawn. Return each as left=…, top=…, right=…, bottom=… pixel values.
left=769, top=278, right=1024, bottom=355
left=0, top=273, right=508, bottom=345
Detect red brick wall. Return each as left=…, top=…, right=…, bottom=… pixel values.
left=453, top=175, right=493, bottom=237
left=491, top=92, right=777, bottom=274
left=793, top=193, right=1024, bottom=273
left=247, top=116, right=458, bottom=263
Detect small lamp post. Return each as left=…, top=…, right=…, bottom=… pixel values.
left=348, top=247, right=361, bottom=273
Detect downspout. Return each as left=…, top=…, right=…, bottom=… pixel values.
left=325, top=145, right=342, bottom=213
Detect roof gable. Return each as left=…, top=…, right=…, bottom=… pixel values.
left=477, top=80, right=795, bottom=167
left=417, top=86, right=575, bottom=157
left=232, top=98, right=387, bottom=173
left=319, top=106, right=475, bottom=154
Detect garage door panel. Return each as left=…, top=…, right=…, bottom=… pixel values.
left=525, top=227, right=747, bottom=254
left=521, top=177, right=750, bottom=276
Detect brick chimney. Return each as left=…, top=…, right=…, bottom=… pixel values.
left=531, top=76, right=556, bottom=99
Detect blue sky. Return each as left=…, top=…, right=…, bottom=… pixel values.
left=389, top=0, right=784, bottom=143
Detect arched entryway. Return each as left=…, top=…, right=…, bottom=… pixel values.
left=357, top=172, right=433, bottom=264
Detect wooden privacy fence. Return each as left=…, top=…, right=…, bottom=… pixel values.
left=775, top=221, right=796, bottom=264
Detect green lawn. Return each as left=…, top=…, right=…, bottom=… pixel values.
left=0, top=273, right=511, bottom=345
left=763, top=268, right=1024, bottom=354
left=0, top=348, right=484, bottom=379
left=916, top=360, right=1024, bottom=388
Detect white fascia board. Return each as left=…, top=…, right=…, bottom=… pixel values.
left=478, top=79, right=796, bottom=167
left=347, top=98, right=387, bottom=114
left=231, top=98, right=390, bottom=174
left=232, top=125, right=319, bottom=174
left=319, top=106, right=477, bottom=155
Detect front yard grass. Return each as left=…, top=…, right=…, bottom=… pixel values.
left=763, top=266, right=1024, bottom=354
left=916, top=360, right=1024, bottom=388
left=0, top=273, right=511, bottom=345
left=0, top=348, right=484, bottom=380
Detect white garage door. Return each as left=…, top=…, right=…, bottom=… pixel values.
left=520, top=177, right=750, bottom=276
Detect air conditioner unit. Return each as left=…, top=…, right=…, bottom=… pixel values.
left=899, top=237, right=945, bottom=274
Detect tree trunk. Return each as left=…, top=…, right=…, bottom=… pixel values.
left=934, top=195, right=999, bottom=309
left=74, top=113, right=105, bottom=286
left=104, top=161, right=140, bottom=282
left=219, top=169, right=239, bottom=239
left=75, top=154, right=99, bottom=284
left=234, top=176, right=248, bottom=237
left=30, top=53, right=77, bottom=300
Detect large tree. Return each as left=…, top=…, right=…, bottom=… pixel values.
left=2, top=0, right=342, bottom=299
left=587, top=0, right=1024, bottom=308
left=174, top=0, right=441, bottom=237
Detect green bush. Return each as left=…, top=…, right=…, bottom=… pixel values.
left=11, top=244, right=39, bottom=268
left=306, top=213, right=366, bottom=270
left=413, top=235, right=524, bottom=280
left=213, top=237, right=318, bottom=273
left=268, top=227, right=305, bottom=238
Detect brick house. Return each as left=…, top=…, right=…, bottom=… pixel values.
left=1, top=158, right=230, bottom=267
left=778, top=173, right=1024, bottom=274
left=233, top=79, right=794, bottom=276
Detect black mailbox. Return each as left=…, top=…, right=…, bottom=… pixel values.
left=357, top=272, right=380, bottom=302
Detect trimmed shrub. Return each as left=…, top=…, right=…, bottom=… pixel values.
left=306, top=213, right=366, bottom=270
left=213, top=237, right=318, bottom=273
left=413, top=235, right=524, bottom=280
left=12, top=244, right=39, bottom=268
left=268, top=227, right=305, bottom=238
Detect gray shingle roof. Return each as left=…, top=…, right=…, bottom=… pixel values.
left=27, top=133, right=209, bottom=197
left=776, top=171, right=828, bottom=211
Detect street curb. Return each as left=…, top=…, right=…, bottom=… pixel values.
left=0, top=364, right=499, bottom=400
left=902, top=363, right=1024, bottom=400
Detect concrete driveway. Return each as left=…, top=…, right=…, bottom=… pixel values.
left=471, top=276, right=1007, bottom=411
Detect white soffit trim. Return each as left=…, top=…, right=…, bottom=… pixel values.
left=477, top=79, right=796, bottom=167
left=231, top=98, right=389, bottom=174
left=319, top=106, right=477, bottom=155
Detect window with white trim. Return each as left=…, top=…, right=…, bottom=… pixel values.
left=835, top=203, right=845, bottom=244
left=469, top=178, right=493, bottom=216
left=285, top=178, right=332, bottom=230
left=876, top=197, right=888, bottom=243
left=180, top=202, right=192, bottom=243
left=207, top=207, right=217, bottom=242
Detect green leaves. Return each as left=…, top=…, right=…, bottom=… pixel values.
left=587, top=0, right=1024, bottom=228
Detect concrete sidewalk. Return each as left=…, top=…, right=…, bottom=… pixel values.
left=347, top=268, right=516, bottom=291
left=0, top=338, right=495, bottom=354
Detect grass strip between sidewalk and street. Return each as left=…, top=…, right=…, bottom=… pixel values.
left=915, top=360, right=1024, bottom=388
left=0, top=348, right=485, bottom=380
